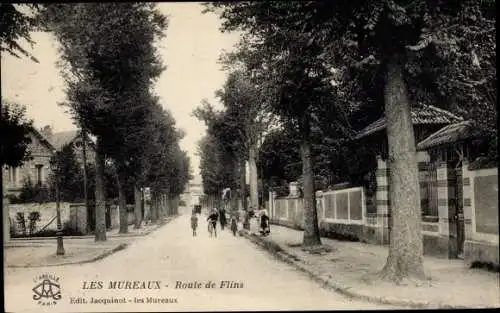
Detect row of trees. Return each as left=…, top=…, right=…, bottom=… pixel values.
left=2, top=3, right=192, bottom=241
left=194, top=70, right=277, bottom=227
left=198, top=1, right=496, bottom=284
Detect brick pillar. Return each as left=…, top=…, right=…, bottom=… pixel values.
left=111, top=205, right=119, bottom=229
left=461, top=160, right=473, bottom=247
left=437, top=161, right=451, bottom=235
left=315, top=190, right=323, bottom=221
left=268, top=191, right=274, bottom=219
left=375, top=155, right=390, bottom=244
left=436, top=160, right=455, bottom=257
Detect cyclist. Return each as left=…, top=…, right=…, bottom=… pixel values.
left=207, top=208, right=219, bottom=237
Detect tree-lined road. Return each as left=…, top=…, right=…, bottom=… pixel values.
left=5, top=213, right=397, bottom=312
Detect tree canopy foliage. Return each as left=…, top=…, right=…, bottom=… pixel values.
left=0, top=3, right=40, bottom=61
left=0, top=100, right=33, bottom=167
left=36, top=3, right=191, bottom=237
left=205, top=0, right=496, bottom=279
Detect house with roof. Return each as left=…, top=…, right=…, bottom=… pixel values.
left=2, top=125, right=96, bottom=197
left=265, top=102, right=496, bottom=266
left=416, top=120, right=498, bottom=266
left=3, top=127, right=56, bottom=195
left=39, top=125, right=96, bottom=166
left=353, top=104, right=463, bottom=249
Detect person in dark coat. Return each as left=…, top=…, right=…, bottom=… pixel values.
left=190, top=211, right=198, bottom=237
left=230, top=214, right=238, bottom=236
left=260, top=210, right=270, bottom=236
left=219, top=207, right=227, bottom=230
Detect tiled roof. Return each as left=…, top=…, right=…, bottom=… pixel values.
left=50, top=130, right=80, bottom=151
left=417, top=120, right=482, bottom=150
left=355, top=104, right=463, bottom=140
left=29, top=127, right=56, bottom=152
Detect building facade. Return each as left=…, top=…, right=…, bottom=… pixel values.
left=3, top=126, right=96, bottom=197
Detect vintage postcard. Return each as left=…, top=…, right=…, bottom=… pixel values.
left=2, top=2, right=498, bottom=312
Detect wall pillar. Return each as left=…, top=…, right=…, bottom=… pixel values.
left=111, top=205, right=119, bottom=229
left=436, top=160, right=455, bottom=257
left=3, top=197, right=10, bottom=242
left=375, top=155, right=390, bottom=244
left=268, top=191, right=274, bottom=219
left=461, top=160, right=474, bottom=248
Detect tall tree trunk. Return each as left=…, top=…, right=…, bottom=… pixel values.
left=166, top=194, right=171, bottom=216
left=240, top=157, right=249, bottom=229
left=151, top=193, right=158, bottom=223
left=174, top=195, right=179, bottom=214
left=94, top=136, right=107, bottom=241
left=165, top=194, right=168, bottom=217
left=81, top=128, right=91, bottom=234
left=116, top=168, right=128, bottom=234
left=158, top=193, right=164, bottom=220
left=380, top=55, right=425, bottom=282
left=134, top=184, right=142, bottom=229
left=249, top=143, right=259, bottom=210
left=300, top=114, right=322, bottom=246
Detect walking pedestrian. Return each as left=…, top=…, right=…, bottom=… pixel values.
left=219, top=207, right=227, bottom=230
left=260, top=209, right=270, bottom=236
left=190, top=211, right=198, bottom=237
left=230, top=214, right=238, bottom=236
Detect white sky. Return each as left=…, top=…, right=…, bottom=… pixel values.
left=1, top=3, right=241, bottom=184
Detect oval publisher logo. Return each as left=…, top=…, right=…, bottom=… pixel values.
left=32, top=274, right=61, bottom=306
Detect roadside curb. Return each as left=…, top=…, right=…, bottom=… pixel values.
left=240, top=231, right=469, bottom=310
left=7, top=243, right=129, bottom=268
left=6, top=215, right=178, bottom=268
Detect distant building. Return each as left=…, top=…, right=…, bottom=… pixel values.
left=40, top=126, right=96, bottom=166
left=180, top=182, right=204, bottom=208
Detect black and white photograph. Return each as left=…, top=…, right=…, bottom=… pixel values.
left=1, top=2, right=498, bottom=312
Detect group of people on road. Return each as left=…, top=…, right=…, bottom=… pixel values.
left=190, top=206, right=239, bottom=238
left=190, top=205, right=270, bottom=238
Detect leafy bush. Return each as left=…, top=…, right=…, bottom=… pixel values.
left=5, top=193, right=21, bottom=204
left=17, top=178, right=52, bottom=203
left=27, top=211, right=41, bottom=235
left=15, top=212, right=26, bottom=235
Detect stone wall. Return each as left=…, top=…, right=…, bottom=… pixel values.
left=9, top=202, right=72, bottom=235
left=68, top=203, right=88, bottom=234
left=463, top=165, right=499, bottom=266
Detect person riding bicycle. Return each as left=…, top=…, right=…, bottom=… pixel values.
left=207, top=208, right=219, bottom=237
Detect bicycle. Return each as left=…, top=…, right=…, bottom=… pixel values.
left=208, top=221, right=217, bottom=237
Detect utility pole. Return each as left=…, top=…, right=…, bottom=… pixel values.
left=51, top=155, right=65, bottom=256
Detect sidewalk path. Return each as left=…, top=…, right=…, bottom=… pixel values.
left=4, top=213, right=398, bottom=312
left=242, top=224, right=500, bottom=309
left=4, top=217, right=175, bottom=268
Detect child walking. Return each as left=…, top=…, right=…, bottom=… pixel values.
left=190, top=211, right=198, bottom=236
left=230, top=214, right=238, bottom=236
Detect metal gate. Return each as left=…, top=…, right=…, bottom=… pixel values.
left=454, top=165, right=465, bottom=258
left=425, top=161, right=439, bottom=217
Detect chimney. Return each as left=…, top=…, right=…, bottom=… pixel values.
left=40, top=125, right=53, bottom=141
